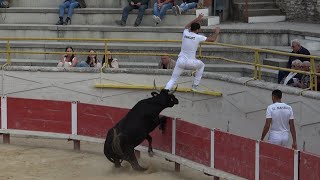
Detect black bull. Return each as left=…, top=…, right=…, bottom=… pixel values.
left=103, top=89, right=179, bottom=171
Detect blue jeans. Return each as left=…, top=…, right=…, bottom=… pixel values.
left=153, top=2, right=173, bottom=19
left=59, top=0, right=79, bottom=18
left=121, top=4, right=148, bottom=23
left=179, top=2, right=197, bottom=12
left=77, top=61, right=90, bottom=67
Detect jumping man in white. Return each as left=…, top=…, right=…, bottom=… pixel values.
left=261, top=89, right=297, bottom=149
left=165, top=13, right=220, bottom=91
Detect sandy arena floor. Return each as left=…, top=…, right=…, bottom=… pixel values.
left=0, top=136, right=216, bottom=180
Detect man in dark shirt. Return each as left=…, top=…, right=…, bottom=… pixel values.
left=115, top=0, right=150, bottom=27
left=277, top=39, right=311, bottom=83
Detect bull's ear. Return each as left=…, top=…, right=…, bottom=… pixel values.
left=151, top=92, right=159, bottom=97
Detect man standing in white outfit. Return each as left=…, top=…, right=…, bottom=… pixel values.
left=261, top=89, right=297, bottom=149
left=165, top=13, right=220, bottom=91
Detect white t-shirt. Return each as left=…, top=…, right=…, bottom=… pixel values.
left=266, top=102, right=294, bottom=132
left=179, top=29, right=207, bottom=60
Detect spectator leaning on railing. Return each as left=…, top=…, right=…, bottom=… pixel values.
left=280, top=59, right=302, bottom=87
left=278, top=39, right=310, bottom=83
left=296, top=61, right=310, bottom=89
left=56, top=0, right=87, bottom=25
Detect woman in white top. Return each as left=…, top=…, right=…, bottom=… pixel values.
left=57, top=46, right=79, bottom=67
left=102, top=51, right=119, bottom=68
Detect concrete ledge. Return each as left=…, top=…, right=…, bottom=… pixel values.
left=3, top=66, right=318, bottom=99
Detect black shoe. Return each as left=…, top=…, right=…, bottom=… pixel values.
left=56, top=19, right=63, bottom=25
left=115, top=20, right=126, bottom=26
left=64, top=18, right=71, bottom=25
left=134, top=21, right=141, bottom=27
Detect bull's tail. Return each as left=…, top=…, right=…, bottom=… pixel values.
left=111, top=128, right=124, bottom=156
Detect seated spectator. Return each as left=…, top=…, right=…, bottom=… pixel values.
left=77, top=49, right=102, bottom=68
left=297, top=61, right=310, bottom=89
left=278, top=39, right=310, bottom=83
left=57, top=46, right=79, bottom=67
left=115, top=0, right=150, bottom=27
left=158, top=55, right=176, bottom=69
left=56, top=0, right=87, bottom=25
left=153, top=0, right=174, bottom=26
left=172, top=0, right=198, bottom=16
left=280, top=59, right=302, bottom=87
left=0, top=0, right=9, bottom=8
left=102, top=51, right=119, bottom=68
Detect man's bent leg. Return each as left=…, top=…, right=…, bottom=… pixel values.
left=193, top=60, right=205, bottom=86
left=165, top=59, right=184, bottom=90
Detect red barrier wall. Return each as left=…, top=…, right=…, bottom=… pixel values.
left=141, top=117, right=173, bottom=153
left=7, top=97, right=71, bottom=134
left=300, top=151, right=320, bottom=180
left=77, top=103, right=129, bottom=138
left=176, top=119, right=211, bottom=166
left=214, top=130, right=255, bottom=180
left=259, top=142, right=294, bottom=180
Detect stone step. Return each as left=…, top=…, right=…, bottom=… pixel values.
left=0, top=8, right=197, bottom=26
left=0, top=24, right=292, bottom=46
left=0, top=41, right=293, bottom=64
left=298, top=39, right=320, bottom=51
left=234, top=2, right=276, bottom=9
left=248, top=15, right=286, bottom=23
left=263, top=58, right=288, bottom=68
left=247, top=9, right=283, bottom=17
left=233, top=0, right=275, bottom=3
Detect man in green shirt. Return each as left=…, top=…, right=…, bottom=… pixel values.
left=116, top=0, right=150, bottom=27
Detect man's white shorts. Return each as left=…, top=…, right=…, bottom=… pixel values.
left=268, top=131, right=289, bottom=147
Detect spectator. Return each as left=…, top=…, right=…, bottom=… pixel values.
left=0, top=0, right=9, bottom=8
left=102, top=51, right=119, bottom=68
left=280, top=59, right=302, bottom=87
left=115, top=0, right=150, bottom=27
left=261, top=89, right=297, bottom=150
left=77, top=49, right=102, bottom=68
left=152, top=0, right=174, bottom=26
left=158, top=55, right=176, bottom=69
left=172, top=0, right=198, bottom=16
left=297, top=61, right=310, bottom=89
left=57, top=46, right=79, bottom=67
left=278, top=39, right=310, bottom=83
left=56, top=0, right=87, bottom=25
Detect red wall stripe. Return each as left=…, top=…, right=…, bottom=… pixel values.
left=7, top=97, right=71, bottom=134
left=77, top=102, right=129, bottom=138
left=259, top=141, right=294, bottom=180
left=141, top=117, right=173, bottom=153
left=214, top=130, right=255, bottom=180
left=176, top=119, right=211, bottom=166
left=300, top=151, right=320, bottom=180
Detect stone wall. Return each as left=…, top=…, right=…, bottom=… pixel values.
left=276, top=0, right=320, bottom=23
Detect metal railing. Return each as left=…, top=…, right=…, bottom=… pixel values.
left=0, top=37, right=319, bottom=91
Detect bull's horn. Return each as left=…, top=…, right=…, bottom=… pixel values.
left=168, top=84, right=178, bottom=95
left=153, top=80, right=161, bottom=92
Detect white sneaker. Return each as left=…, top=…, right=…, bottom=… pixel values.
left=152, top=15, right=157, bottom=22
left=177, top=6, right=182, bottom=15
left=191, top=85, right=199, bottom=92
left=155, top=16, right=161, bottom=24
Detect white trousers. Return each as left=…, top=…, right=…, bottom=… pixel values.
left=165, top=57, right=205, bottom=90
left=268, top=131, right=289, bottom=147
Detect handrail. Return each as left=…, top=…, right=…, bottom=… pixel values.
left=0, top=37, right=319, bottom=91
